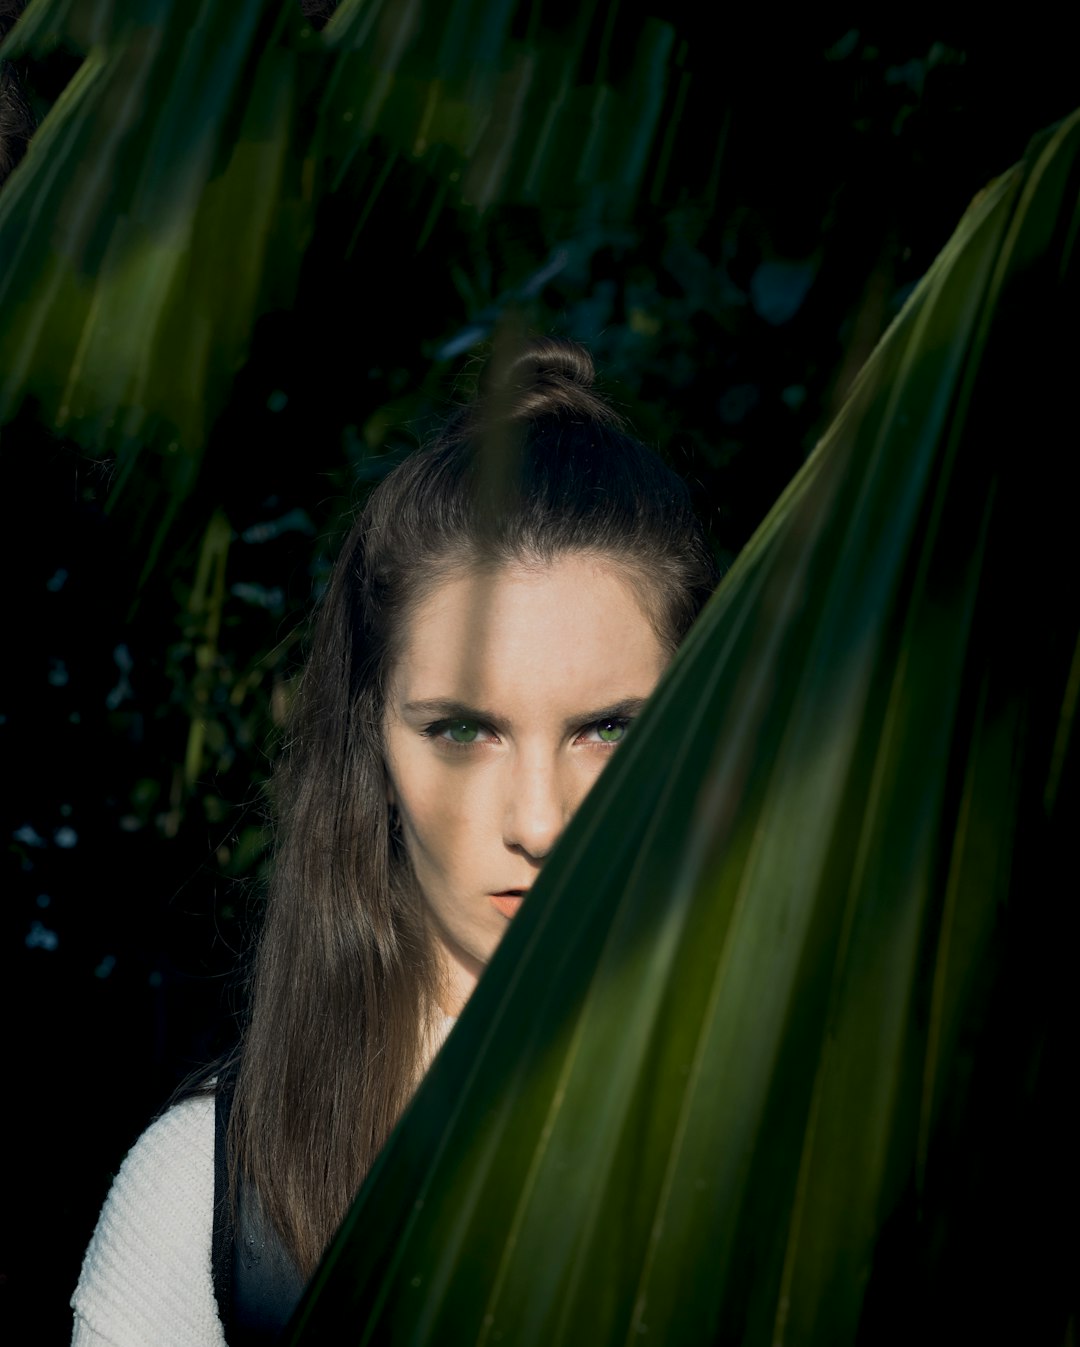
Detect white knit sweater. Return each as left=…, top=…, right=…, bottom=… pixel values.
left=72, top=1014, right=456, bottom=1345
left=71, top=1095, right=224, bottom=1346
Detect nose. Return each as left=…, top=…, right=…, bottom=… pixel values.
left=502, top=751, right=570, bottom=862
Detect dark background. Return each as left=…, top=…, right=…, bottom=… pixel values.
left=2, top=7, right=1077, bottom=1341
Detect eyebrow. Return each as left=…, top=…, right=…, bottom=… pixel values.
left=400, top=696, right=651, bottom=734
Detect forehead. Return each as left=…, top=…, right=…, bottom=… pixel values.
left=388, top=554, right=666, bottom=711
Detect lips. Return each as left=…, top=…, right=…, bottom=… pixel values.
left=490, top=891, right=527, bottom=918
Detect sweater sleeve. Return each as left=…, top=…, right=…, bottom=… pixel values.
left=71, top=1095, right=227, bottom=1347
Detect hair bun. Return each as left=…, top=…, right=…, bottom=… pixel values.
left=489, top=337, right=621, bottom=427
left=504, top=338, right=596, bottom=392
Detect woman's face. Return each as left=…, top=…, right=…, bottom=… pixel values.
left=382, top=552, right=667, bottom=1015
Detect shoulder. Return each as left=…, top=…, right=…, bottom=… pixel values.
left=71, top=1093, right=226, bottom=1347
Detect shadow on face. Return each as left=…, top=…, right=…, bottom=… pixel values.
left=382, top=551, right=668, bottom=1014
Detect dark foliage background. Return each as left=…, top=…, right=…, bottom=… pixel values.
left=1, top=6, right=1076, bottom=1340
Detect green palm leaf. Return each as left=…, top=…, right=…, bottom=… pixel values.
left=321, top=0, right=677, bottom=215
left=286, top=111, right=1079, bottom=1345
left=0, top=0, right=307, bottom=564
left=0, top=0, right=703, bottom=572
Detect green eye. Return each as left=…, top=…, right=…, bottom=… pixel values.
left=446, top=720, right=479, bottom=744
left=597, top=719, right=625, bottom=743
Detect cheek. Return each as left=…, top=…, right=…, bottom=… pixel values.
left=393, top=756, right=489, bottom=882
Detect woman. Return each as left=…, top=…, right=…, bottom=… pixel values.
left=71, top=338, right=719, bottom=1345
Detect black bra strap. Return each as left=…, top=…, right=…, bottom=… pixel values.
left=212, top=1070, right=236, bottom=1333
left=212, top=1069, right=307, bottom=1345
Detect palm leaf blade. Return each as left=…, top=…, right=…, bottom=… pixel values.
left=0, top=0, right=304, bottom=498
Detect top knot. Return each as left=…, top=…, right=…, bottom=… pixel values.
left=484, top=337, right=623, bottom=428
left=504, top=338, right=596, bottom=392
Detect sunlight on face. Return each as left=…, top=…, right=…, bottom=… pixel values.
left=382, top=553, right=667, bottom=1015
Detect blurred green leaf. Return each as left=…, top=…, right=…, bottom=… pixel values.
left=322, top=1, right=680, bottom=215
left=1, top=0, right=716, bottom=563
left=0, top=0, right=309, bottom=561
left=286, top=111, right=1079, bottom=1345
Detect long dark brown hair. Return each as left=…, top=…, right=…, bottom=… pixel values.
left=230, top=337, right=719, bottom=1274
